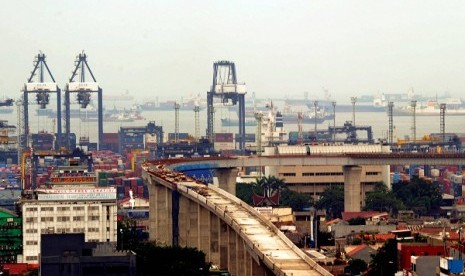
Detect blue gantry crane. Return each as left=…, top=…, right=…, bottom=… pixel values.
left=206, top=61, right=246, bottom=151
left=20, top=52, right=62, bottom=151
left=64, top=52, right=103, bottom=149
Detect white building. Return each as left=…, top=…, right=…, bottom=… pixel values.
left=21, top=166, right=117, bottom=264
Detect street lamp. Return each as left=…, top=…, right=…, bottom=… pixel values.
left=350, top=96, right=357, bottom=126
left=332, top=101, right=336, bottom=143
left=314, top=101, right=318, bottom=142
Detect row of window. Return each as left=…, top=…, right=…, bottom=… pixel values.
left=25, top=206, right=100, bottom=212
left=25, top=227, right=101, bottom=235
left=280, top=171, right=380, bottom=177
left=25, top=216, right=100, bottom=223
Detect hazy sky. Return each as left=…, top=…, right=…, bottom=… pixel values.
left=1, top=1, right=465, bottom=102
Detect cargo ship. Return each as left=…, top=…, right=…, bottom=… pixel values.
left=393, top=100, right=465, bottom=116
left=0, top=98, right=14, bottom=114
left=136, top=96, right=206, bottom=111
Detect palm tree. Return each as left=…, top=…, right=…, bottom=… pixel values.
left=252, top=176, right=287, bottom=206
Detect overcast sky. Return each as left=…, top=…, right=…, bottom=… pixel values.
left=1, top=1, right=464, bottom=102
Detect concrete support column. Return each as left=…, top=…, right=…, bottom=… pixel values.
left=228, top=227, right=237, bottom=276
left=188, top=200, right=199, bottom=248
left=215, top=168, right=239, bottom=196
left=148, top=179, right=157, bottom=241
left=178, top=195, right=189, bottom=247
left=236, top=233, right=245, bottom=275
left=383, top=164, right=391, bottom=190
left=244, top=250, right=252, bottom=276
left=343, top=165, right=362, bottom=212
left=155, top=184, right=172, bottom=245
left=210, top=213, right=220, bottom=266
left=219, top=221, right=229, bottom=269
left=251, top=259, right=265, bottom=276
left=198, top=206, right=211, bottom=259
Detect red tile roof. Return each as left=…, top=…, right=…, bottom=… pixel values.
left=341, top=211, right=388, bottom=221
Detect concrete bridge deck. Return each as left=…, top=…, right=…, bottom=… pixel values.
left=143, top=163, right=332, bottom=276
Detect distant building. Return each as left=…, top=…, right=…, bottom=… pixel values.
left=40, top=233, right=136, bottom=276
left=21, top=165, right=117, bottom=264
left=270, top=144, right=390, bottom=202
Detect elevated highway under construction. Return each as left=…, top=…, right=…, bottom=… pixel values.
left=142, top=151, right=465, bottom=275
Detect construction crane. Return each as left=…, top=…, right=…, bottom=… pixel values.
left=20, top=52, right=62, bottom=151
left=64, top=52, right=103, bottom=149
left=206, top=61, right=246, bottom=151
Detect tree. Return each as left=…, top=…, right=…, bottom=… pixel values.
left=135, top=243, right=211, bottom=276
left=392, top=177, right=442, bottom=216
left=316, top=185, right=344, bottom=219
left=348, top=258, right=368, bottom=275
left=363, top=182, right=404, bottom=214
left=253, top=175, right=287, bottom=198
left=279, top=189, right=313, bottom=211
left=368, top=238, right=397, bottom=276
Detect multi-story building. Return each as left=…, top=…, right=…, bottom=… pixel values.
left=21, top=165, right=117, bottom=264
left=270, top=144, right=390, bottom=203
left=0, top=208, right=22, bottom=263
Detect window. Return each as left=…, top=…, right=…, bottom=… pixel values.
left=88, top=239, right=99, bottom=242
left=41, top=207, right=54, bottom=212
left=26, top=207, right=38, bottom=212
left=281, top=173, right=296, bottom=177
left=88, top=206, right=99, bottom=211
left=88, top=227, right=99, bottom=232
left=73, top=216, right=84, bottom=221
left=26, top=229, right=38, bottom=233
left=57, top=216, right=70, bottom=222
left=26, top=217, right=38, bottom=223
left=73, top=228, right=85, bottom=233
left=56, top=228, right=71, bottom=233
left=88, top=216, right=100, bottom=221
left=73, top=206, right=85, bottom=211
left=302, top=172, right=314, bottom=176
left=26, top=240, right=38, bottom=245
left=41, top=228, right=54, bottom=234
left=41, top=217, right=54, bottom=222
left=366, top=172, right=380, bottom=176
left=26, top=256, right=38, bottom=261
left=57, top=207, right=70, bottom=211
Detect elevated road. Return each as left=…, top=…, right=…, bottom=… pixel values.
left=143, top=163, right=333, bottom=276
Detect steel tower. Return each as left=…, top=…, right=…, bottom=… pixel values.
left=206, top=61, right=246, bottom=151
left=440, top=103, right=446, bottom=143
left=64, top=52, right=103, bottom=149
left=21, top=52, right=62, bottom=151
left=388, top=102, right=394, bottom=144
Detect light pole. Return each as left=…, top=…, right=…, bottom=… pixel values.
left=314, top=100, right=318, bottom=142
left=410, top=100, right=417, bottom=142
left=332, top=101, right=336, bottom=143
left=350, top=96, right=357, bottom=126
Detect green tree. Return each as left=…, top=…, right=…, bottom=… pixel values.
left=368, top=238, right=397, bottom=276
left=348, top=258, right=368, bottom=275
left=364, top=182, right=404, bottom=214
left=253, top=175, right=287, bottom=198
left=392, top=177, right=442, bottom=216
left=135, top=243, right=211, bottom=276
left=316, top=185, right=344, bottom=219
left=279, top=189, right=313, bottom=211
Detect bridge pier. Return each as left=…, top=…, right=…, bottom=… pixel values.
left=215, top=168, right=239, bottom=196
left=148, top=180, right=173, bottom=245
left=343, top=165, right=362, bottom=212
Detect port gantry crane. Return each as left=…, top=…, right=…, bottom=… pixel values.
left=20, top=52, right=62, bottom=151
left=206, top=61, right=246, bottom=151
left=64, top=52, right=103, bottom=149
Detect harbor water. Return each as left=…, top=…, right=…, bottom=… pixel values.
left=2, top=103, right=464, bottom=144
